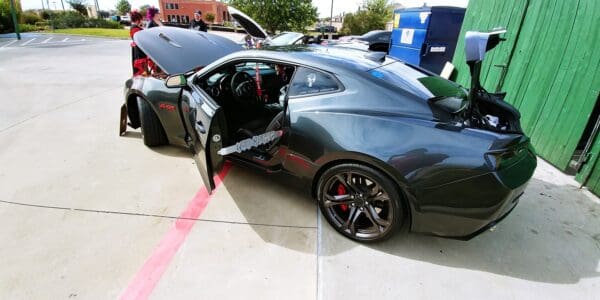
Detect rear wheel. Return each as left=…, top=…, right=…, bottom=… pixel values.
left=137, top=97, right=168, bottom=147
left=317, top=163, right=404, bottom=242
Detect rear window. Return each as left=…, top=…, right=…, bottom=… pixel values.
left=367, top=59, right=466, bottom=100
left=288, top=67, right=341, bottom=96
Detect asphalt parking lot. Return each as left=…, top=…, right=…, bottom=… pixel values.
left=1, top=32, right=599, bottom=299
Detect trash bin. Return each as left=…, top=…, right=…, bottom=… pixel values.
left=389, top=6, right=465, bottom=74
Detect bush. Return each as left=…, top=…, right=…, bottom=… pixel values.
left=18, top=23, right=37, bottom=32
left=85, top=18, right=121, bottom=29
left=22, top=11, right=42, bottom=25
left=49, top=11, right=121, bottom=29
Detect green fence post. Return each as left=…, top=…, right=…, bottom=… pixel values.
left=9, top=0, right=21, bottom=40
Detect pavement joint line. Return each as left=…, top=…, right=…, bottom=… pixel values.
left=0, top=86, right=119, bottom=134
left=316, top=206, right=323, bottom=300
left=0, top=199, right=317, bottom=230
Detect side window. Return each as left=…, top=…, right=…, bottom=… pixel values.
left=288, top=67, right=341, bottom=97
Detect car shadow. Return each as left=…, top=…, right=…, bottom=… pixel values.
left=320, top=177, right=600, bottom=284
left=120, top=131, right=142, bottom=139
left=149, top=145, right=191, bottom=158
left=220, top=164, right=318, bottom=254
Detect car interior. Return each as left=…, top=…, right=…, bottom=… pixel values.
left=195, top=61, right=296, bottom=159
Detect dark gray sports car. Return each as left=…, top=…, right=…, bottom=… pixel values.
left=120, top=26, right=536, bottom=242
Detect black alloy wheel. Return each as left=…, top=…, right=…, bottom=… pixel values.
left=317, top=163, right=404, bottom=242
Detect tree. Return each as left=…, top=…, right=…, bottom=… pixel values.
left=0, top=0, right=23, bottom=33
left=226, top=0, right=317, bottom=33
left=138, top=4, right=150, bottom=18
left=67, top=0, right=88, bottom=16
left=205, top=12, right=215, bottom=23
left=115, top=0, right=131, bottom=16
left=341, top=0, right=392, bottom=35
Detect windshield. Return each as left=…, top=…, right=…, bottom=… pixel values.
left=358, top=31, right=388, bottom=41
left=268, top=32, right=304, bottom=46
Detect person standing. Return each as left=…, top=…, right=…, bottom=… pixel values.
left=146, top=6, right=163, bottom=29
left=189, top=10, right=207, bottom=32
left=129, top=10, right=147, bottom=76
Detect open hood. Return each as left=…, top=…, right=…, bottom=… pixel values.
left=228, top=7, right=269, bottom=39
left=134, top=26, right=243, bottom=75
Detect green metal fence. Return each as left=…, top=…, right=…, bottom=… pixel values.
left=451, top=0, right=600, bottom=193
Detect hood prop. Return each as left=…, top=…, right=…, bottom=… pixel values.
left=463, top=29, right=506, bottom=118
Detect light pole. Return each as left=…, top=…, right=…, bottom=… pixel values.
left=329, top=0, right=333, bottom=39
left=329, top=0, right=333, bottom=28
left=60, top=0, right=65, bottom=10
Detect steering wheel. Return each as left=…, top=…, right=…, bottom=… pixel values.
left=230, top=71, right=259, bottom=104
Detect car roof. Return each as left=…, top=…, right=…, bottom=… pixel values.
left=226, top=45, right=387, bottom=74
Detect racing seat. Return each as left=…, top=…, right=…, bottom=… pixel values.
left=236, top=84, right=288, bottom=141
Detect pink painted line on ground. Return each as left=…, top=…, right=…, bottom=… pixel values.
left=120, top=162, right=232, bottom=300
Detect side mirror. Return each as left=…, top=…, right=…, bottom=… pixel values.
left=464, top=29, right=506, bottom=63
left=165, top=74, right=187, bottom=88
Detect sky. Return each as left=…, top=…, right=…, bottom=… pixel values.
left=22, top=0, right=469, bottom=16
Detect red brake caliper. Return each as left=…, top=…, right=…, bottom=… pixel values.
left=337, top=184, right=348, bottom=212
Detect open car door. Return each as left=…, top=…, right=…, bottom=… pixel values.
left=180, top=86, right=228, bottom=193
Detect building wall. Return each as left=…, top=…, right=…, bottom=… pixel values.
left=158, top=0, right=229, bottom=25
left=451, top=0, right=600, bottom=193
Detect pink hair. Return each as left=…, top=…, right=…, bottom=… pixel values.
left=146, top=6, right=159, bottom=20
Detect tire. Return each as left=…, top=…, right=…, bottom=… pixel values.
left=317, top=163, right=405, bottom=243
left=137, top=97, right=168, bottom=147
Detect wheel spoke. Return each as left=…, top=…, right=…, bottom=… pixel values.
left=325, top=193, right=352, bottom=201
left=324, top=193, right=354, bottom=207
left=368, top=183, right=381, bottom=197
left=370, top=193, right=390, bottom=202
left=343, top=207, right=362, bottom=235
left=366, top=204, right=391, bottom=228
left=344, top=172, right=362, bottom=194
left=325, top=200, right=354, bottom=208
left=335, top=174, right=358, bottom=194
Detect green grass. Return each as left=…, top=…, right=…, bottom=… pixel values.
left=52, top=28, right=129, bottom=39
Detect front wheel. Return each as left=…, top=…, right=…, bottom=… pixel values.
left=137, top=97, right=168, bottom=147
left=317, top=163, right=404, bottom=242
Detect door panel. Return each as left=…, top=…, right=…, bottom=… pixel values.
left=180, top=87, right=227, bottom=193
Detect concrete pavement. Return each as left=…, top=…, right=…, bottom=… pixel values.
left=0, top=33, right=598, bottom=299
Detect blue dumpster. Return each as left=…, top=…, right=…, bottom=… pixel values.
left=389, top=6, right=465, bottom=74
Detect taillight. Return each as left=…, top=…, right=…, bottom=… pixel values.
left=485, top=147, right=528, bottom=170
